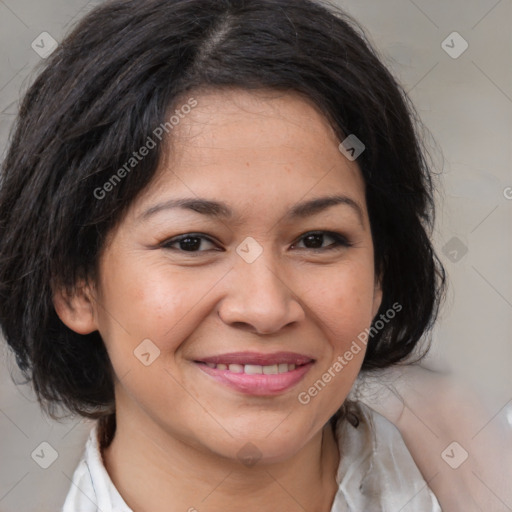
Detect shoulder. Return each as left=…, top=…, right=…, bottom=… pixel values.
left=332, top=400, right=442, bottom=512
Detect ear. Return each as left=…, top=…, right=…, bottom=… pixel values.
left=371, top=271, right=383, bottom=318
left=52, top=282, right=98, bottom=335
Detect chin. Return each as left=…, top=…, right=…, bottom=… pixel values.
left=217, top=422, right=317, bottom=466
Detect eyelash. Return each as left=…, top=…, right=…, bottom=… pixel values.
left=160, top=231, right=352, bottom=254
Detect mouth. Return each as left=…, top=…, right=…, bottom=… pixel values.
left=197, top=361, right=306, bottom=374
left=193, top=352, right=315, bottom=395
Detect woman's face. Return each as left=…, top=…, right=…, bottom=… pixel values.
left=89, top=89, right=381, bottom=463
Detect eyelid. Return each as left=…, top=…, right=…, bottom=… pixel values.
left=161, top=230, right=352, bottom=253
left=291, top=231, right=352, bottom=250
left=160, top=233, right=218, bottom=251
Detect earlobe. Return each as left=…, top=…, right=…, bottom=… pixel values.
left=52, top=283, right=98, bottom=335
left=372, top=274, right=383, bottom=318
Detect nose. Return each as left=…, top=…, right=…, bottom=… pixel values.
left=217, top=252, right=306, bottom=335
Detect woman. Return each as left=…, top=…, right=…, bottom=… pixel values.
left=2, top=0, right=503, bottom=510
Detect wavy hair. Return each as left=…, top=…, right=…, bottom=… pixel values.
left=0, top=0, right=445, bottom=418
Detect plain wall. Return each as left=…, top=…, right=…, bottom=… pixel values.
left=0, top=0, right=511, bottom=510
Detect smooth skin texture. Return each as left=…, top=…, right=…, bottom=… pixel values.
left=54, top=89, right=382, bottom=512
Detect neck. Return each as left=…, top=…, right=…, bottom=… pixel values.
left=102, top=409, right=341, bottom=512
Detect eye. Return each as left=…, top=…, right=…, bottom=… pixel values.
left=291, top=231, right=352, bottom=251
left=160, top=230, right=352, bottom=254
left=161, top=233, right=219, bottom=252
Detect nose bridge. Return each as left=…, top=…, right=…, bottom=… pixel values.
left=235, top=235, right=283, bottom=293
left=240, top=250, right=284, bottom=299
left=218, top=242, right=304, bottom=333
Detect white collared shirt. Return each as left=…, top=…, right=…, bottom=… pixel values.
left=61, top=402, right=441, bottom=512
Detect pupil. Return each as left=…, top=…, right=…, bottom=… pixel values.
left=180, top=237, right=201, bottom=251
left=305, top=234, right=323, bottom=248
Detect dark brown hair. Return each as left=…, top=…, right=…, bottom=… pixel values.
left=0, top=0, right=445, bottom=418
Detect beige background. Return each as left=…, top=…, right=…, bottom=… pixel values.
left=0, top=0, right=511, bottom=510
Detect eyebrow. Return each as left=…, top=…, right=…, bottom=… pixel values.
left=140, top=194, right=365, bottom=225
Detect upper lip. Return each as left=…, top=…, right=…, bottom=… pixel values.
left=195, top=351, right=315, bottom=366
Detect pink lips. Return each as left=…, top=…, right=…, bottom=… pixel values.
left=194, top=351, right=314, bottom=396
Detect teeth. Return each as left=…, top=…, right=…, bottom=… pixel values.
left=244, top=364, right=263, bottom=375
left=278, top=363, right=288, bottom=373
left=228, top=364, right=244, bottom=373
left=263, top=364, right=278, bottom=375
left=204, top=362, right=299, bottom=373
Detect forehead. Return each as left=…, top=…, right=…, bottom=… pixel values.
left=130, top=88, right=368, bottom=224
left=169, top=88, right=342, bottom=166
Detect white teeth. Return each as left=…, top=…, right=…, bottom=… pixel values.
left=244, top=364, right=263, bottom=375
left=278, top=363, right=289, bottom=373
left=204, top=362, right=300, bottom=373
left=263, top=364, right=278, bottom=375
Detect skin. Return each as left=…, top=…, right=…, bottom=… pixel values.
left=54, top=88, right=382, bottom=512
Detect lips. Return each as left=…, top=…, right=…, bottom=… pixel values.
left=194, top=351, right=315, bottom=395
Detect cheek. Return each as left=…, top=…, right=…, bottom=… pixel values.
left=290, top=264, right=376, bottom=433
left=96, top=256, right=227, bottom=363
left=94, top=260, right=219, bottom=418
left=312, top=261, right=377, bottom=339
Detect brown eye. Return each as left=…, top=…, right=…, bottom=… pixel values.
left=162, top=234, right=218, bottom=252
left=292, top=231, right=351, bottom=251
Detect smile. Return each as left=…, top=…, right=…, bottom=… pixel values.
left=201, top=362, right=298, bottom=374
left=194, top=354, right=314, bottom=395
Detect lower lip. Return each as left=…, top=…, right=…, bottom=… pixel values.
left=195, top=362, right=313, bottom=395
